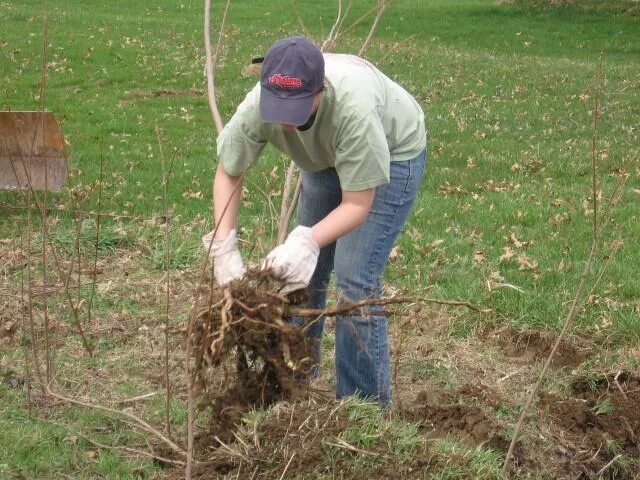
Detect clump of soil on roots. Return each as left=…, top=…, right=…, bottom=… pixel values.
left=190, top=270, right=316, bottom=442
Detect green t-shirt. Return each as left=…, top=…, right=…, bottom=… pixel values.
left=217, top=53, right=427, bottom=191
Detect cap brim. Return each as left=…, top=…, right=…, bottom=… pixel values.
left=259, top=88, right=314, bottom=126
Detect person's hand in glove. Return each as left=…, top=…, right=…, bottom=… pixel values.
left=202, top=229, right=246, bottom=286
left=264, top=226, right=319, bottom=294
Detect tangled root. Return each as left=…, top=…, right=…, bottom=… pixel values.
left=190, top=270, right=316, bottom=436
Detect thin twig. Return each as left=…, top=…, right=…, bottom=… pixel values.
left=281, top=175, right=302, bottom=243
left=204, top=0, right=231, bottom=135
left=19, top=233, right=34, bottom=411
left=290, top=2, right=311, bottom=38
left=80, top=435, right=186, bottom=467
left=45, top=386, right=186, bottom=458
left=278, top=452, right=296, bottom=480
left=196, top=2, right=234, bottom=473
left=113, top=392, right=159, bottom=405
left=596, top=454, right=622, bottom=477
left=392, top=317, right=410, bottom=411
left=321, top=0, right=344, bottom=52
left=502, top=52, right=605, bottom=477
left=39, top=2, right=52, bottom=385
left=86, top=136, right=105, bottom=348
left=358, top=0, right=387, bottom=56
left=158, top=125, right=173, bottom=436
left=40, top=229, right=94, bottom=356
left=24, top=161, right=46, bottom=396
left=324, top=437, right=387, bottom=458
left=614, top=371, right=628, bottom=400
left=289, top=296, right=489, bottom=317
left=380, top=34, right=417, bottom=64
left=2, top=205, right=164, bottom=222
left=332, top=4, right=380, bottom=45
left=213, top=435, right=251, bottom=463
left=580, top=174, right=627, bottom=309
left=278, top=162, right=300, bottom=244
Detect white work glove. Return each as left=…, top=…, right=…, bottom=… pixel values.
left=201, top=229, right=246, bottom=286
left=263, top=226, right=319, bottom=294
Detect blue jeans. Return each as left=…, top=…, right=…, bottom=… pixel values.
left=295, top=149, right=426, bottom=405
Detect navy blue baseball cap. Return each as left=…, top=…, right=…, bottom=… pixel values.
left=259, top=36, right=325, bottom=126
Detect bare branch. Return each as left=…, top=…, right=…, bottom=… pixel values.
left=290, top=1, right=312, bottom=38
left=289, top=296, right=490, bottom=317
left=332, top=4, right=379, bottom=46
left=113, top=392, right=159, bottom=405
left=45, top=386, right=186, bottom=458
left=281, top=175, right=302, bottom=243
left=80, top=435, right=186, bottom=467
left=321, top=0, right=345, bottom=52
left=198, top=2, right=248, bottom=471
left=502, top=52, right=606, bottom=476
left=157, top=125, right=173, bottom=436
left=204, top=0, right=231, bottom=134
left=358, top=0, right=387, bottom=56
left=277, top=163, right=302, bottom=244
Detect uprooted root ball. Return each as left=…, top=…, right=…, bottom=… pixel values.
left=190, top=270, right=317, bottom=436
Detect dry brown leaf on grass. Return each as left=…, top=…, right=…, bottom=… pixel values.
left=517, top=253, right=539, bottom=272
left=437, top=182, right=470, bottom=196
left=182, top=190, right=203, bottom=199
left=499, top=246, right=515, bottom=263
left=508, top=232, right=533, bottom=248
left=479, top=179, right=518, bottom=192
left=548, top=212, right=570, bottom=226
left=388, top=245, right=403, bottom=262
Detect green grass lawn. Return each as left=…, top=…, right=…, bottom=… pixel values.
left=1, top=0, right=638, bottom=478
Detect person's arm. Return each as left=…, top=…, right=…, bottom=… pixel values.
left=212, top=162, right=244, bottom=240
left=310, top=188, right=375, bottom=247
left=200, top=163, right=246, bottom=286
left=212, top=83, right=266, bottom=239
left=264, top=188, right=375, bottom=294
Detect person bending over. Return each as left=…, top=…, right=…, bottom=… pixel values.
left=204, top=36, right=427, bottom=405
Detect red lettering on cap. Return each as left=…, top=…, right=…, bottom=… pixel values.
left=269, top=74, right=303, bottom=88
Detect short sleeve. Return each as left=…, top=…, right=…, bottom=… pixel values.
left=216, top=85, right=267, bottom=176
left=334, top=112, right=390, bottom=191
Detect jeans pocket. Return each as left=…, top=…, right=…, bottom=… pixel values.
left=403, top=148, right=427, bottom=194
left=403, top=158, right=413, bottom=193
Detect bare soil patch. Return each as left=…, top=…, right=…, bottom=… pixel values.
left=402, top=384, right=509, bottom=451
left=529, top=371, right=640, bottom=479
left=491, top=327, right=589, bottom=369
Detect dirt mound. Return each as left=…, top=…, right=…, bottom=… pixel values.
left=402, top=384, right=509, bottom=451
left=534, top=370, right=640, bottom=479
left=494, top=328, right=587, bottom=368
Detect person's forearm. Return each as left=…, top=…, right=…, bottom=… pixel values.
left=213, top=163, right=243, bottom=240
left=310, top=188, right=375, bottom=248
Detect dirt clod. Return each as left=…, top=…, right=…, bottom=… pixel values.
left=532, top=370, right=640, bottom=479
left=403, top=385, right=510, bottom=451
